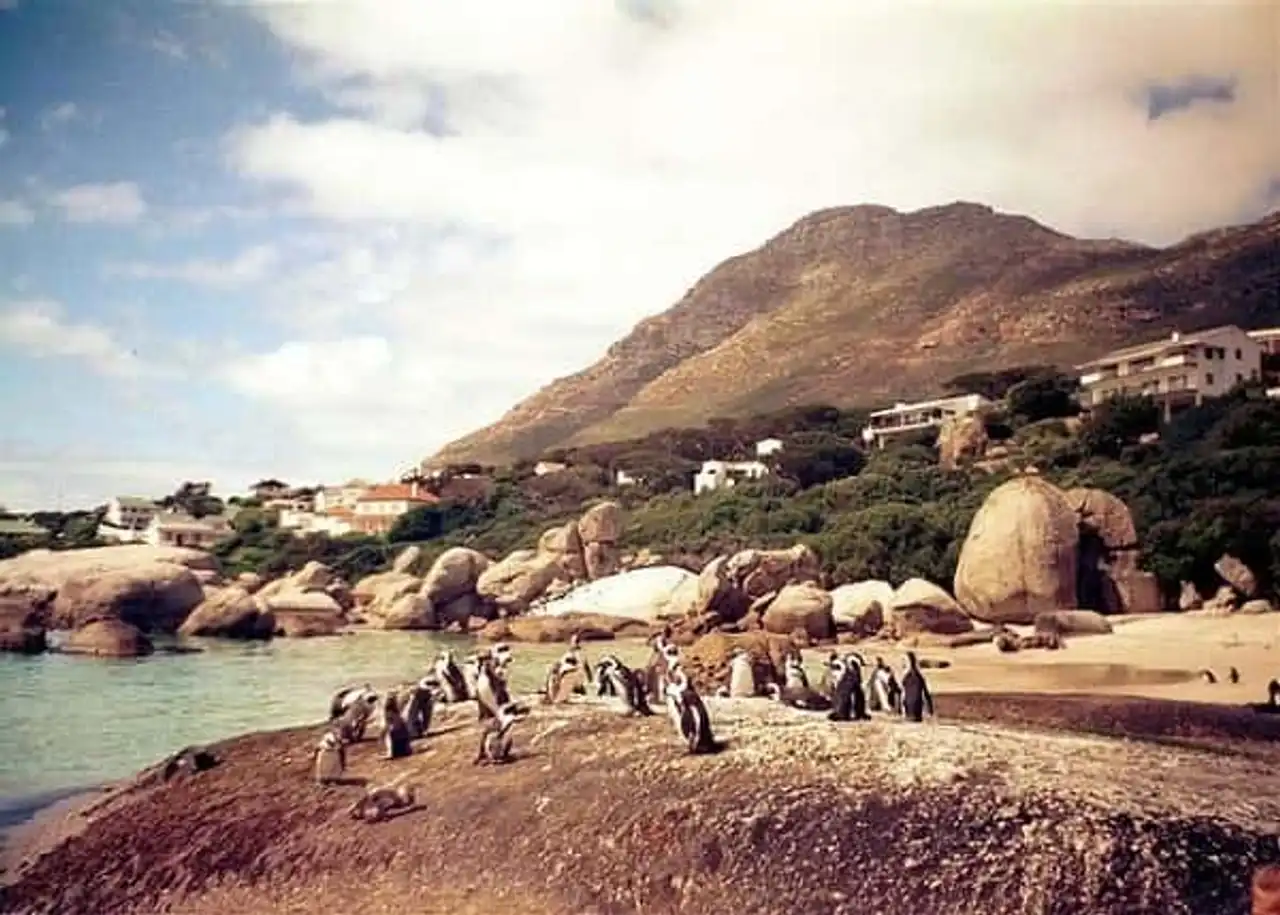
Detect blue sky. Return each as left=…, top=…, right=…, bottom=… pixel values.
left=0, top=0, right=1276, bottom=511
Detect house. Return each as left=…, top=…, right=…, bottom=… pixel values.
left=860, top=394, right=993, bottom=450
left=534, top=461, right=568, bottom=476
left=143, top=511, right=230, bottom=550
left=352, top=482, right=439, bottom=535
left=97, top=496, right=160, bottom=543
left=279, top=506, right=355, bottom=537
left=755, top=438, right=784, bottom=458
left=615, top=469, right=640, bottom=487
left=1076, top=325, right=1263, bottom=419
left=314, top=479, right=370, bottom=514
left=1248, top=327, right=1280, bottom=356
left=694, top=459, right=770, bottom=494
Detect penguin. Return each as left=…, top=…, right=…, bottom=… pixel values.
left=462, top=653, right=483, bottom=700
left=328, top=683, right=375, bottom=721
left=313, top=730, right=345, bottom=785
left=434, top=649, right=469, bottom=703
left=380, top=693, right=413, bottom=759
left=1200, top=668, right=1218, bottom=685
left=475, top=653, right=511, bottom=720
left=490, top=642, right=514, bottom=673
left=726, top=647, right=757, bottom=698
left=827, top=656, right=870, bottom=722
left=402, top=676, right=436, bottom=739
left=643, top=629, right=676, bottom=701
left=1247, top=679, right=1280, bottom=715
left=664, top=668, right=719, bottom=755
left=1228, top=666, right=1241, bottom=685
left=474, top=702, right=520, bottom=765
left=567, top=632, right=592, bottom=689
left=543, top=654, right=586, bottom=705
left=900, top=651, right=935, bottom=723
left=596, top=655, right=655, bottom=716
left=349, top=778, right=417, bottom=822
left=334, top=697, right=373, bottom=743
left=817, top=651, right=840, bottom=698
left=868, top=656, right=902, bottom=714
left=777, top=654, right=831, bottom=711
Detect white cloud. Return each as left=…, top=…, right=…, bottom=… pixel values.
left=50, top=181, right=147, bottom=224
left=105, top=244, right=278, bottom=288
left=0, top=299, right=152, bottom=378
left=40, top=102, right=79, bottom=131
left=0, top=199, right=34, bottom=226
left=216, top=0, right=1280, bottom=469
left=150, top=31, right=188, bottom=60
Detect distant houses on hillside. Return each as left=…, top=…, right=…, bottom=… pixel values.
left=97, top=498, right=231, bottom=549
left=860, top=393, right=993, bottom=450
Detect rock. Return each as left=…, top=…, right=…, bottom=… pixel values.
left=420, top=547, right=491, bottom=606
left=531, top=566, right=696, bottom=622
left=903, top=629, right=997, bottom=649
left=938, top=414, right=989, bottom=470
left=356, top=573, right=423, bottom=627
left=1215, top=555, right=1258, bottom=598
left=1237, top=599, right=1274, bottom=615
left=351, top=570, right=417, bottom=607
left=1111, top=570, right=1162, bottom=614
left=435, top=592, right=485, bottom=629
left=725, top=544, right=820, bottom=600
left=291, top=561, right=335, bottom=592
left=0, top=598, right=46, bottom=654
left=478, top=612, right=651, bottom=644
left=391, top=546, right=425, bottom=576
left=476, top=551, right=564, bottom=616
left=681, top=630, right=789, bottom=695
left=954, top=474, right=1079, bottom=625
left=887, top=579, right=974, bottom=637
left=576, top=501, right=622, bottom=545
left=373, top=593, right=436, bottom=630
left=235, top=572, right=265, bottom=595
left=665, top=556, right=743, bottom=622
left=63, top=618, right=154, bottom=658
left=1066, top=487, right=1149, bottom=613
left=178, top=587, right=273, bottom=640
left=582, top=541, right=621, bottom=581
left=1202, top=585, right=1237, bottom=615
left=325, top=580, right=355, bottom=612
left=1178, top=581, right=1203, bottom=612
left=1033, top=610, right=1114, bottom=637
left=273, top=613, right=342, bottom=638
left=262, top=591, right=344, bottom=638
left=538, top=522, right=587, bottom=581
left=829, top=581, right=893, bottom=635
left=760, top=582, right=834, bottom=641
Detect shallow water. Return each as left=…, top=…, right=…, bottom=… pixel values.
left=0, top=632, right=629, bottom=802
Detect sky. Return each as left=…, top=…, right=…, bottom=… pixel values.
left=0, top=0, right=1277, bottom=511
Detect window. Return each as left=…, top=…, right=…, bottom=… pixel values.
left=1206, top=372, right=1215, bottom=386
left=1204, top=347, right=1214, bottom=359
left=1235, top=349, right=1242, bottom=360
left=1237, top=373, right=1244, bottom=384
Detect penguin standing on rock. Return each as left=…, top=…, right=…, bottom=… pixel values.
left=900, top=651, right=935, bottom=723
left=868, top=656, right=902, bottom=714
left=333, top=691, right=377, bottom=743
left=402, top=676, right=436, bottom=739
left=665, top=668, right=719, bottom=755
left=596, top=655, right=654, bottom=716
left=313, top=731, right=345, bottom=785
left=475, top=703, right=521, bottom=765
left=329, top=683, right=376, bottom=721
left=828, top=655, right=870, bottom=722
left=475, top=654, right=511, bottom=720
left=434, top=649, right=469, bottom=703
left=380, top=693, right=413, bottom=759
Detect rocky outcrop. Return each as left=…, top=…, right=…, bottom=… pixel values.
left=0, top=545, right=215, bottom=633
left=420, top=548, right=490, bottom=611
left=0, top=597, right=46, bottom=654
left=1067, top=487, right=1159, bottom=614
left=938, top=414, right=989, bottom=470
left=1215, top=554, right=1258, bottom=598
left=354, top=572, right=422, bottom=629
left=262, top=591, right=344, bottom=638
left=829, top=580, right=893, bottom=635
left=63, top=618, right=154, bottom=658
left=391, top=546, right=425, bottom=576
left=234, top=572, right=264, bottom=594
left=538, top=522, right=587, bottom=581
left=665, top=545, right=820, bottom=630
left=726, top=544, right=820, bottom=600
left=531, top=566, right=696, bottom=621
left=475, top=550, right=563, bottom=617
left=681, top=630, right=789, bottom=694
left=954, top=473, right=1079, bottom=624
left=479, top=612, right=652, bottom=644
left=1033, top=609, right=1114, bottom=637
left=577, top=501, right=623, bottom=580
left=759, top=582, right=835, bottom=641
left=1178, top=582, right=1203, bottom=612
left=178, top=587, right=273, bottom=640
left=1201, top=585, right=1238, bottom=615
left=1238, top=599, right=1275, bottom=615
left=886, top=579, right=974, bottom=638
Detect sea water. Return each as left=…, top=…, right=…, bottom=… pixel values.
left=0, top=631, right=608, bottom=809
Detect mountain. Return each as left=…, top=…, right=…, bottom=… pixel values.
left=428, top=202, right=1280, bottom=467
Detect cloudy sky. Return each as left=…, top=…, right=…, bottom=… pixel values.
left=0, top=0, right=1276, bottom=510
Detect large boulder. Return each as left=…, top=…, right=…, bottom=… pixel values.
left=372, top=593, right=436, bottom=630
left=829, top=581, right=893, bottom=635
left=262, top=591, right=344, bottom=638
left=725, top=544, right=820, bottom=600
left=255, top=561, right=342, bottom=604
left=479, top=612, right=651, bottom=644
left=476, top=550, right=562, bottom=616
left=1033, top=609, right=1114, bottom=637
left=887, top=579, right=974, bottom=638
left=664, top=556, right=742, bottom=621
left=391, top=546, right=425, bottom=576
left=954, top=474, right=1079, bottom=625
left=1065, top=487, right=1157, bottom=614
left=760, top=582, right=835, bottom=641
left=178, top=587, right=273, bottom=640
left=434, top=592, right=485, bottom=630
left=532, top=566, right=696, bottom=622
left=0, top=545, right=214, bottom=633
left=354, top=573, right=421, bottom=627
left=938, top=414, right=989, bottom=470
left=538, top=522, right=587, bottom=581
left=63, top=618, right=154, bottom=658
left=1215, top=555, right=1258, bottom=598
left=0, top=597, right=46, bottom=654
left=420, top=547, right=491, bottom=606
left=681, top=630, right=790, bottom=695
left=577, top=502, right=623, bottom=580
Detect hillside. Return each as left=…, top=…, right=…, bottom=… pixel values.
left=433, top=201, right=1280, bottom=467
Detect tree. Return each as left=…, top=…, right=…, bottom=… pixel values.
left=160, top=481, right=224, bottom=519
left=773, top=432, right=865, bottom=489
left=1006, top=371, right=1081, bottom=425
left=1079, top=394, right=1160, bottom=459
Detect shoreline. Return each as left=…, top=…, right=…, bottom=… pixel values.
left=0, top=785, right=111, bottom=887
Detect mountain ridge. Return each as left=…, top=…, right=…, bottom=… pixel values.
left=427, top=202, right=1280, bottom=467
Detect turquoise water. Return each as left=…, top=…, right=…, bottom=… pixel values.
left=0, top=632, right=611, bottom=803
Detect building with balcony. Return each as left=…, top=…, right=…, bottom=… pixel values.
left=860, top=394, right=992, bottom=450
left=1076, top=325, right=1262, bottom=419
left=97, top=496, right=160, bottom=543
left=1248, top=327, right=1280, bottom=356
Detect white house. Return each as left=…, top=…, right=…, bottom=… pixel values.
left=143, top=511, right=230, bottom=550
left=314, top=479, right=370, bottom=514
left=1076, top=325, right=1263, bottom=419
left=1247, top=327, right=1280, bottom=356
left=861, top=393, right=993, bottom=450
left=755, top=438, right=784, bottom=458
left=615, top=469, right=640, bottom=487
left=694, top=459, right=770, bottom=494
left=279, top=506, right=355, bottom=537
left=352, top=482, right=438, bottom=535
left=97, top=496, right=160, bottom=543
left=534, top=461, right=568, bottom=476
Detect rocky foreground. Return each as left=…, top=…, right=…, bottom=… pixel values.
left=3, top=694, right=1279, bottom=915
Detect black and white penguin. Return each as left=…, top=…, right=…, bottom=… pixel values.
left=827, top=656, right=870, bottom=722
left=643, top=629, right=676, bottom=701
left=567, top=632, right=592, bottom=689
left=490, top=642, right=514, bottom=673
left=777, top=654, right=831, bottom=711
left=1228, top=666, right=1241, bottom=685
left=333, top=690, right=377, bottom=743
left=726, top=647, right=756, bottom=698
left=380, top=693, right=413, bottom=759
left=596, top=655, right=655, bottom=716
left=664, top=668, right=719, bottom=755
left=403, top=676, right=436, bottom=739
left=544, top=653, right=587, bottom=704
left=900, top=651, right=935, bottom=723
left=328, top=683, right=375, bottom=721
left=474, top=703, right=520, bottom=765
left=313, top=730, right=345, bottom=785
left=434, top=649, right=469, bottom=703
left=475, top=653, right=511, bottom=720
left=868, top=656, right=902, bottom=714
left=1247, top=679, right=1280, bottom=715
left=1200, top=668, right=1218, bottom=685
left=462, top=653, right=484, bottom=700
